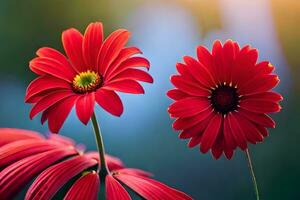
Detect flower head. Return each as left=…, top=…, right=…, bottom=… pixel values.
left=0, top=128, right=192, bottom=200
left=25, top=22, right=153, bottom=133
left=167, top=40, right=282, bottom=159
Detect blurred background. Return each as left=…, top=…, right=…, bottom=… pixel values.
left=0, top=0, right=299, bottom=199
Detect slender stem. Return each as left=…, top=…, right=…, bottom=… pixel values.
left=91, top=112, right=109, bottom=178
left=245, top=149, right=260, bottom=200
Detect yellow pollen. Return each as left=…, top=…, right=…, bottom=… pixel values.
left=72, top=70, right=102, bottom=93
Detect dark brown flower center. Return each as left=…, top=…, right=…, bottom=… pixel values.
left=209, top=83, right=240, bottom=115
left=72, top=70, right=102, bottom=93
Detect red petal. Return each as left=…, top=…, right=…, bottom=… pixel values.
left=246, top=48, right=258, bottom=66
left=97, top=29, right=131, bottom=75
left=48, top=134, right=76, bottom=146
left=30, top=90, right=74, bottom=119
left=173, top=108, right=212, bottom=130
left=183, top=56, right=215, bottom=88
left=105, top=154, right=125, bottom=171
left=0, top=139, right=59, bottom=168
left=223, top=118, right=236, bottom=159
left=25, top=76, right=71, bottom=103
left=235, top=47, right=258, bottom=85
left=167, top=89, right=190, bottom=101
left=170, top=75, right=210, bottom=97
left=239, top=108, right=275, bottom=128
left=108, top=68, right=153, bottom=83
left=83, top=22, right=103, bottom=71
left=28, top=89, right=70, bottom=104
left=106, top=175, right=131, bottom=200
left=223, top=117, right=236, bottom=150
left=255, top=61, right=274, bottom=75
left=178, top=113, right=214, bottom=139
left=116, top=168, right=152, bottom=178
left=233, top=41, right=240, bottom=55
left=224, top=149, right=234, bottom=160
left=240, top=99, right=281, bottom=113
left=211, top=132, right=224, bottom=159
left=211, top=147, right=223, bottom=160
left=105, top=47, right=142, bottom=78
left=35, top=47, right=76, bottom=75
left=76, top=93, right=95, bottom=124
left=255, top=125, right=269, bottom=137
left=168, top=97, right=210, bottom=118
left=62, top=28, right=85, bottom=72
left=46, top=95, right=79, bottom=133
left=235, top=113, right=264, bottom=144
left=227, top=113, right=247, bottom=150
left=236, top=46, right=258, bottom=68
left=108, top=57, right=150, bottom=79
left=187, top=135, right=202, bottom=148
left=0, top=148, right=77, bottom=199
left=95, top=89, right=123, bottom=116
left=212, top=40, right=225, bottom=82
left=85, top=152, right=125, bottom=171
left=178, top=131, right=195, bottom=139
left=238, top=74, right=279, bottom=95
left=221, top=40, right=236, bottom=83
left=41, top=108, right=50, bottom=124
left=0, top=128, right=43, bottom=147
left=243, top=91, right=283, bottom=102
left=231, top=46, right=257, bottom=85
left=25, top=155, right=97, bottom=200
left=176, top=62, right=196, bottom=81
left=29, top=57, right=75, bottom=82
left=103, top=80, right=145, bottom=94
left=64, top=171, right=100, bottom=200
left=196, top=45, right=214, bottom=75
left=200, top=114, right=222, bottom=153
left=115, top=173, right=192, bottom=200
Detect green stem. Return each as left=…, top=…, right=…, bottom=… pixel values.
left=245, top=149, right=260, bottom=200
left=91, top=113, right=109, bottom=179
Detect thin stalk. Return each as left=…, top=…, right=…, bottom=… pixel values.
left=245, top=149, right=260, bottom=200
left=91, top=112, right=109, bottom=179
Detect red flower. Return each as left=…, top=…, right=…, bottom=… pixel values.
left=25, top=22, right=153, bottom=133
left=0, top=128, right=192, bottom=200
left=167, top=40, right=282, bottom=159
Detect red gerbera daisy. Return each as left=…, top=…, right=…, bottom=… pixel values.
left=167, top=40, right=282, bottom=159
left=25, top=22, right=153, bottom=133
left=0, top=128, right=192, bottom=200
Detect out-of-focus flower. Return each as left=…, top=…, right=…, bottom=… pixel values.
left=25, top=22, right=153, bottom=133
left=167, top=40, right=282, bottom=159
left=0, top=128, right=192, bottom=200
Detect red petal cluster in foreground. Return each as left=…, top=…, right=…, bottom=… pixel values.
left=25, top=22, right=153, bottom=133
left=167, top=40, right=282, bottom=159
left=0, top=128, right=192, bottom=200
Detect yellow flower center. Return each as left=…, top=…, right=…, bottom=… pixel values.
left=72, top=70, right=102, bottom=93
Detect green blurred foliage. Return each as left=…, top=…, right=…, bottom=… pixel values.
left=271, top=0, right=300, bottom=92
left=0, top=0, right=221, bottom=82
left=0, top=0, right=113, bottom=82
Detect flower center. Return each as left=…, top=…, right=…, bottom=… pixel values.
left=72, top=70, right=102, bottom=93
left=209, top=83, right=240, bottom=115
